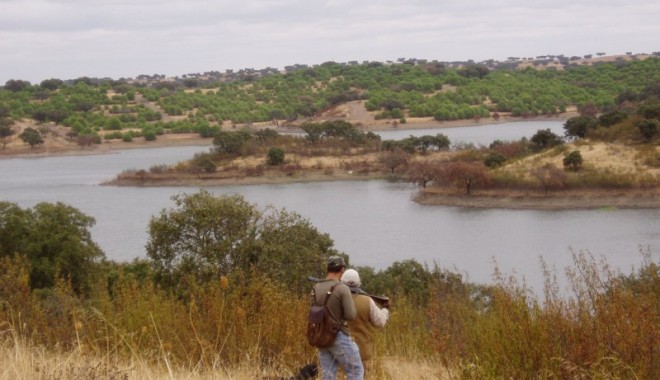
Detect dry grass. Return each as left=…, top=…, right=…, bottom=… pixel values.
left=1, top=249, right=658, bottom=379
left=506, top=141, right=660, bottom=179
left=0, top=335, right=450, bottom=380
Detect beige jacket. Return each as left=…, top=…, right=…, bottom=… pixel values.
left=347, top=294, right=389, bottom=361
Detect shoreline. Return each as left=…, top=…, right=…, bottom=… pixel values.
left=0, top=113, right=573, bottom=160
left=8, top=112, right=656, bottom=211
left=414, top=189, right=660, bottom=210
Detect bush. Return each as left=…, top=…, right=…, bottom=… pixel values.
left=637, top=119, right=658, bottom=141
left=483, top=152, right=507, bottom=168
left=563, top=150, right=583, bottom=171
left=143, top=130, right=157, bottom=141
left=267, top=147, right=285, bottom=165
left=564, top=116, right=598, bottom=138
left=199, top=158, right=216, bottom=173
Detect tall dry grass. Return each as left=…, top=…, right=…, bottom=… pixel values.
left=0, top=257, right=448, bottom=379
left=1, top=249, right=657, bottom=379
left=427, top=248, right=659, bottom=379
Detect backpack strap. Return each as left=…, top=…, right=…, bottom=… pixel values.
left=323, top=284, right=339, bottom=306
left=312, top=282, right=339, bottom=306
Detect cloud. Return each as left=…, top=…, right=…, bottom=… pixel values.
left=1, top=0, right=659, bottom=83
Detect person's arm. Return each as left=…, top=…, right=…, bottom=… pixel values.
left=369, top=297, right=389, bottom=327
left=341, top=285, right=357, bottom=320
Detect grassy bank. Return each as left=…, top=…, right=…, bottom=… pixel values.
left=1, top=249, right=657, bottom=379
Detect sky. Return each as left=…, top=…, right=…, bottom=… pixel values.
left=1, top=0, right=659, bottom=84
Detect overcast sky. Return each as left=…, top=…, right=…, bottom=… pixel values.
left=1, top=0, right=659, bottom=84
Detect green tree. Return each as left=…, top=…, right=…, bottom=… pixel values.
left=213, top=130, right=251, bottom=155
left=39, top=78, right=63, bottom=91
left=530, top=128, right=564, bottom=151
left=143, top=129, right=157, bottom=141
left=0, top=124, right=15, bottom=149
left=268, top=108, right=286, bottom=127
left=300, top=122, right=324, bottom=144
left=146, top=192, right=259, bottom=292
left=564, top=116, right=598, bottom=138
left=637, top=119, right=658, bottom=141
left=44, top=109, right=70, bottom=125
left=457, top=64, right=490, bottom=79
left=563, top=150, right=583, bottom=171
left=0, top=201, right=104, bottom=295
left=414, top=134, right=450, bottom=154
left=0, top=202, right=30, bottom=257
left=146, top=191, right=337, bottom=294
left=483, top=152, right=507, bottom=168
left=382, top=259, right=434, bottom=304
left=4, top=79, right=31, bottom=92
left=637, top=103, right=660, bottom=120
left=254, top=209, right=337, bottom=293
left=598, top=110, right=628, bottom=127
left=266, top=147, right=285, bottom=165
left=19, top=127, right=44, bottom=148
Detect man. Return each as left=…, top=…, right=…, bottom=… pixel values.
left=311, top=256, right=364, bottom=380
left=341, top=269, right=389, bottom=378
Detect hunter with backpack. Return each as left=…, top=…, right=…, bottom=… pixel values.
left=307, top=256, right=363, bottom=380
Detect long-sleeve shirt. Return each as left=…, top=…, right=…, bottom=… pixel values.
left=311, top=279, right=356, bottom=334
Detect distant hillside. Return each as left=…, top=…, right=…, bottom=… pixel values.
left=0, top=54, right=658, bottom=155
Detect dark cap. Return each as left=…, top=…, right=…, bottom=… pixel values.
left=327, top=256, right=346, bottom=268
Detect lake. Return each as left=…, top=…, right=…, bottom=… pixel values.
left=1, top=121, right=657, bottom=294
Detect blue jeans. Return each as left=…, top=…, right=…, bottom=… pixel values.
left=318, top=331, right=364, bottom=380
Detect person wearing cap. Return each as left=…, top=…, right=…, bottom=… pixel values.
left=311, top=256, right=363, bottom=380
left=341, top=269, right=389, bottom=378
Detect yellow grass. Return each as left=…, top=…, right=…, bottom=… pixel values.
left=0, top=331, right=450, bottom=380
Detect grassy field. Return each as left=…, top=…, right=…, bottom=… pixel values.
left=1, top=249, right=657, bottom=379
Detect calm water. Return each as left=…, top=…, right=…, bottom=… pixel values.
left=375, top=119, right=566, bottom=146
left=1, top=121, right=658, bottom=293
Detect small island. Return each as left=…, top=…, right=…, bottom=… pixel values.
left=104, top=112, right=660, bottom=210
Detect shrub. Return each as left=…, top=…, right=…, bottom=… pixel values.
left=266, top=147, right=285, bottom=165
left=530, top=128, right=564, bottom=151
left=143, top=130, right=157, bottom=141
left=598, top=110, right=628, bottom=127
left=563, top=150, right=583, bottom=171
left=483, top=152, right=506, bottom=168
left=199, top=159, right=216, bottom=173
left=637, top=119, right=658, bottom=141
left=564, top=116, right=598, bottom=138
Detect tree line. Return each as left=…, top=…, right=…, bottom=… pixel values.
left=1, top=58, right=658, bottom=149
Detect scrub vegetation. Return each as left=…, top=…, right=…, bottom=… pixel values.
left=0, top=55, right=658, bottom=150
left=1, top=193, right=658, bottom=379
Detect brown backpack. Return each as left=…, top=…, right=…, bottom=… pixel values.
left=306, top=283, right=339, bottom=348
